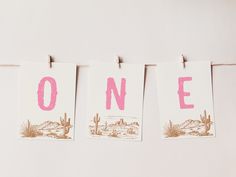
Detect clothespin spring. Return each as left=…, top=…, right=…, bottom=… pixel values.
left=48, top=55, right=53, bottom=68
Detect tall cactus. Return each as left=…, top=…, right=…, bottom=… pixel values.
left=200, top=110, right=211, bottom=135
left=60, top=113, right=71, bottom=138
left=93, top=113, right=100, bottom=135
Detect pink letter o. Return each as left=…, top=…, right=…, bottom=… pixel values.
left=37, top=76, right=57, bottom=111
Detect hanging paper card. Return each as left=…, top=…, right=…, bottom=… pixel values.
left=18, top=62, right=77, bottom=140
left=156, top=61, right=215, bottom=139
left=88, top=63, right=145, bottom=140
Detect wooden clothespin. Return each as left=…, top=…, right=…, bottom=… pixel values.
left=180, top=54, right=186, bottom=69
left=48, top=55, right=53, bottom=68
left=115, top=56, right=122, bottom=69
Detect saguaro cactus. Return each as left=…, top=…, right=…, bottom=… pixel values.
left=60, top=113, right=71, bottom=138
left=93, top=113, right=100, bottom=135
left=200, top=110, right=211, bottom=135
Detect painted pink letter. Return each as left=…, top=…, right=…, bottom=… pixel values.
left=178, top=77, right=194, bottom=109
left=37, top=76, right=57, bottom=111
left=106, top=77, right=126, bottom=110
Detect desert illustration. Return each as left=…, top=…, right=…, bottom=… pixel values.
left=89, top=113, right=140, bottom=139
left=164, top=110, right=214, bottom=138
left=21, top=113, right=72, bottom=139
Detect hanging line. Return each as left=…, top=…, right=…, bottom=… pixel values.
left=0, top=61, right=236, bottom=67
left=0, top=55, right=236, bottom=68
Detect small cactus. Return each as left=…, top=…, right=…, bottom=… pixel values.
left=103, top=121, right=108, bottom=131
left=93, top=113, right=100, bottom=135
left=127, top=128, right=136, bottom=134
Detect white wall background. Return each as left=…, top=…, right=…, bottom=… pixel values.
left=0, top=1, right=236, bottom=177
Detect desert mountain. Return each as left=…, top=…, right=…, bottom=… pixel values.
left=36, top=121, right=61, bottom=130
left=179, top=119, right=201, bottom=129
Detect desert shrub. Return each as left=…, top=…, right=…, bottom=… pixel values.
left=109, top=129, right=118, bottom=137
left=21, top=120, right=41, bottom=137
left=164, top=120, right=185, bottom=137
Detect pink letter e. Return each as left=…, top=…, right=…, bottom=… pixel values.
left=178, top=77, right=194, bottom=109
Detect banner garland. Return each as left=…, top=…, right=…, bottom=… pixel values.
left=0, top=56, right=235, bottom=140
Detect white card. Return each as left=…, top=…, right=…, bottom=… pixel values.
left=156, top=61, right=215, bottom=139
left=88, top=63, right=145, bottom=141
left=18, top=62, right=77, bottom=140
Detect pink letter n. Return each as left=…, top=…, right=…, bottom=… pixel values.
left=178, top=77, right=194, bottom=109
left=106, top=77, right=126, bottom=110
